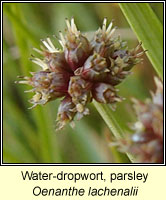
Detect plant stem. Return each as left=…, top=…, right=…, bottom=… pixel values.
left=93, top=101, right=136, bottom=163
left=93, top=102, right=123, bottom=139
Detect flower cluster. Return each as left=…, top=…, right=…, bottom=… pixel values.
left=116, top=77, right=163, bottom=163
left=17, top=18, right=143, bottom=129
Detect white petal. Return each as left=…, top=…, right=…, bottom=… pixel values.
left=46, top=38, right=57, bottom=51
left=59, top=32, right=66, bottom=46
left=106, top=21, right=113, bottom=34
left=31, top=58, right=48, bottom=70
left=65, top=18, right=71, bottom=30
left=107, top=27, right=116, bottom=39
left=33, top=48, right=43, bottom=54
left=102, top=18, right=107, bottom=31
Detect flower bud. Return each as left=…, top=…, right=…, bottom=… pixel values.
left=18, top=69, right=71, bottom=108
left=59, top=18, right=92, bottom=71
left=104, top=56, right=131, bottom=86
left=56, top=96, right=76, bottom=130
left=32, top=70, right=70, bottom=92
left=91, top=18, right=116, bottom=57
left=68, top=76, right=92, bottom=112
left=92, top=83, right=122, bottom=104
left=75, top=52, right=109, bottom=82
left=45, top=52, right=72, bottom=73
left=33, top=39, right=72, bottom=73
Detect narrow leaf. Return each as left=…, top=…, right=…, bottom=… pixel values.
left=119, top=3, right=163, bottom=79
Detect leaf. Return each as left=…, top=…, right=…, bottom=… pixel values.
left=3, top=4, right=38, bottom=46
left=119, top=3, right=163, bottom=79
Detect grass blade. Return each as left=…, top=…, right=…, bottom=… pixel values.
left=3, top=4, right=38, bottom=46
left=119, top=3, right=163, bottom=79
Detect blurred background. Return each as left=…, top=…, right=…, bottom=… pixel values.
left=3, top=3, right=163, bottom=163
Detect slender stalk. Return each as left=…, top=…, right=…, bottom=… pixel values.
left=93, top=101, right=136, bottom=163
left=93, top=102, right=123, bottom=139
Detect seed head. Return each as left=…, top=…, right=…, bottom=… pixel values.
left=16, top=18, right=144, bottom=129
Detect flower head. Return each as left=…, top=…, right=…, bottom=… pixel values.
left=115, top=77, right=163, bottom=163
left=16, top=18, right=144, bottom=129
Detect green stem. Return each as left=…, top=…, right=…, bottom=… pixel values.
left=93, top=101, right=135, bottom=163
left=93, top=102, right=123, bottom=139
